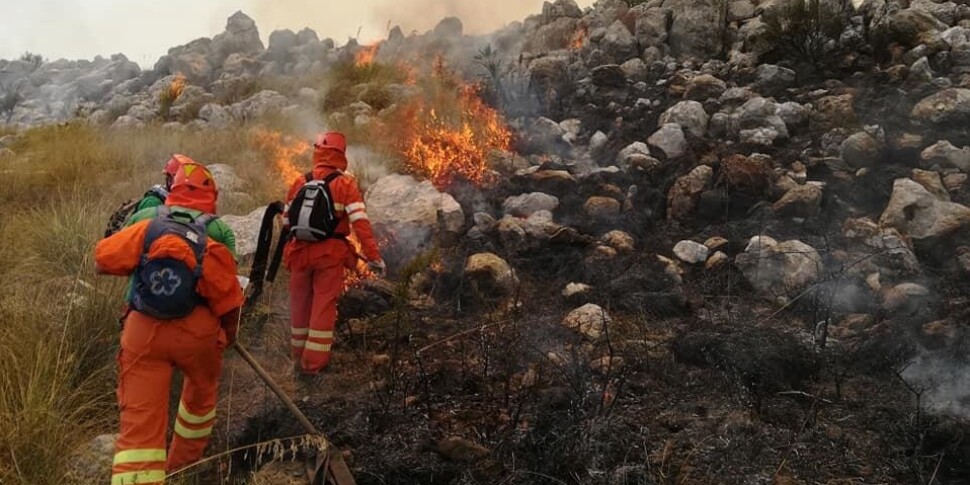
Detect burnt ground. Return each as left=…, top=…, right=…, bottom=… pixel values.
left=176, top=252, right=970, bottom=485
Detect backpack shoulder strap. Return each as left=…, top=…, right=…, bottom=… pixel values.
left=322, top=171, right=342, bottom=184
left=304, top=172, right=314, bottom=183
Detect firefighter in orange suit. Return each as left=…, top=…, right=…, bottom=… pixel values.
left=95, top=162, right=244, bottom=484
left=284, top=131, right=384, bottom=376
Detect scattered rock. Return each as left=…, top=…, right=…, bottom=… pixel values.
left=667, top=165, right=714, bottom=220
left=706, top=251, right=730, bottom=270
left=503, top=192, right=560, bottom=217
left=65, top=434, right=116, bottom=483
left=772, top=184, right=823, bottom=218
left=911, top=88, right=970, bottom=125
left=562, top=282, right=593, bottom=300
left=465, top=253, right=519, bottom=298
left=659, top=100, right=710, bottom=138
left=684, top=74, right=727, bottom=101
left=584, top=196, right=621, bottom=219
left=648, top=123, right=689, bottom=159
left=753, top=64, right=796, bottom=93
left=602, top=230, right=635, bottom=253
left=735, top=237, right=822, bottom=298
left=911, top=169, right=950, bottom=200
left=879, top=178, right=970, bottom=240
left=437, top=437, right=489, bottom=462
left=840, top=132, right=882, bottom=168
left=921, top=140, right=970, bottom=172
left=563, top=304, right=612, bottom=339
left=673, top=240, right=710, bottom=264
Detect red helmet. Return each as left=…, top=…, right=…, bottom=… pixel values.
left=313, top=132, right=347, bottom=154
left=166, top=163, right=218, bottom=213
left=163, top=154, right=194, bottom=176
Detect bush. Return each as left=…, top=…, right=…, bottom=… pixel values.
left=760, top=0, right=848, bottom=74
left=321, top=61, right=410, bottom=113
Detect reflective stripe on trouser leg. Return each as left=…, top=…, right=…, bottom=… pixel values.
left=289, top=269, right=314, bottom=360
left=167, top=341, right=222, bottom=473
left=113, top=342, right=173, bottom=485
left=301, top=264, right=344, bottom=374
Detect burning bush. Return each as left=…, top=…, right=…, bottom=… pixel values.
left=376, top=77, right=513, bottom=189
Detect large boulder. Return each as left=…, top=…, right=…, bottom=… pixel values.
left=660, top=100, right=710, bottom=138
left=666, top=0, right=726, bottom=59
left=228, top=90, right=288, bottom=120
left=684, top=74, right=727, bottom=101
left=601, top=20, right=639, bottom=62
left=366, top=175, right=465, bottom=266
left=735, top=237, right=822, bottom=299
left=840, top=131, right=882, bottom=168
left=633, top=6, right=671, bottom=48
left=210, top=11, right=265, bottom=67
left=221, top=207, right=265, bottom=258
left=911, top=89, right=970, bottom=125
left=879, top=178, right=970, bottom=240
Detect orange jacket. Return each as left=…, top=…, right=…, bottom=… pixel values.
left=95, top=219, right=245, bottom=335
left=283, top=148, right=381, bottom=271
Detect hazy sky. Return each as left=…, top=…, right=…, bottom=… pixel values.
left=0, top=0, right=595, bottom=67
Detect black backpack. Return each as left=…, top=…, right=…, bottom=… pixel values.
left=286, top=172, right=343, bottom=242
left=104, top=186, right=169, bottom=238
left=129, top=206, right=216, bottom=320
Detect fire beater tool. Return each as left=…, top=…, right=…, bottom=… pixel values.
left=237, top=203, right=357, bottom=485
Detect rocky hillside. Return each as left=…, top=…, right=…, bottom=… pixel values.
left=8, top=0, right=970, bottom=483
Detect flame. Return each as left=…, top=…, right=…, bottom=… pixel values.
left=568, top=24, right=589, bottom=50
left=253, top=129, right=311, bottom=187
left=387, top=81, right=512, bottom=189
left=168, top=73, right=187, bottom=101
left=355, top=42, right=382, bottom=68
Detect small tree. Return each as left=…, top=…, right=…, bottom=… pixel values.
left=761, top=0, right=848, bottom=74
left=0, top=87, right=21, bottom=122
left=19, top=51, right=44, bottom=72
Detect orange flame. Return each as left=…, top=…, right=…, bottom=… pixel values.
left=568, top=24, right=588, bottom=51
left=355, top=42, right=382, bottom=67
left=168, top=73, right=187, bottom=101
left=253, top=129, right=311, bottom=187
left=388, top=82, right=512, bottom=189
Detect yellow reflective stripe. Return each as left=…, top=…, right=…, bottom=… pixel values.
left=333, top=203, right=345, bottom=211
left=291, top=339, right=306, bottom=348
left=304, top=341, right=332, bottom=352
left=346, top=202, right=366, bottom=213
left=349, top=212, right=369, bottom=222
left=178, top=402, right=215, bottom=425
left=292, top=328, right=309, bottom=336
left=111, top=470, right=166, bottom=485
left=308, top=329, right=334, bottom=339
left=174, top=420, right=212, bottom=439
left=113, top=449, right=166, bottom=465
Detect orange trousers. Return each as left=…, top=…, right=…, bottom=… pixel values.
left=289, top=261, right=345, bottom=374
left=112, top=315, right=224, bottom=485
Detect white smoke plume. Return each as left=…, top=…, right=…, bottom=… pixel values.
left=902, top=348, right=970, bottom=420
left=250, top=0, right=593, bottom=42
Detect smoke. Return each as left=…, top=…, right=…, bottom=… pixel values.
left=901, top=347, right=970, bottom=420
left=249, top=0, right=593, bottom=43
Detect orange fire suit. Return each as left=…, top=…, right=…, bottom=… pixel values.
left=96, top=219, right=244, bottom=484
left=284, top=148, right=381, bottom=375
